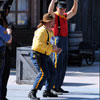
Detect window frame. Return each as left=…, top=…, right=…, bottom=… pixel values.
left=8, top=0, right=31, bottom=28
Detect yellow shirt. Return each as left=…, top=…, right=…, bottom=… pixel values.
left=32, top=26, right=53, bottom=55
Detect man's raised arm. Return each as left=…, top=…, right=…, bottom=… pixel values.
left=48, top=0, right=56, bottom=15
left=67, top=0, right=79, bottom=20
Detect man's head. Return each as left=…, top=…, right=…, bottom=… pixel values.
left=0, top=0, right=4, bottom=7
left=0, top=1, right=4, bottom=25
left=0, top=1, right=10, bottom=18
left=37, top=13, right=54, bottom=28
left=57, top=1, right=66, bottom=9
left=0, top=0, right=4, bottom=13
left=41, top=13, right=54, bottom=23
left=56, top=1, right=66, bottom=15
left=42, top=13, right=54, bottom=28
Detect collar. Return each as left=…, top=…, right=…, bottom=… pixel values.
left=55, top=11, right=67, bottom=19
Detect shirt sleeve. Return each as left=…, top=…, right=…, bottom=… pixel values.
left=0, top=26, right=11, bottom=42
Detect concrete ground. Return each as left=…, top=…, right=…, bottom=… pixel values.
left=7, top=62, right=100, bottom=100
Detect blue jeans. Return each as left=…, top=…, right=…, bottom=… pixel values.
left=53, top=36, right=68, bottom=89
left=30, top=51, right=56, bottom=90
left=0, top=46, right=6, bottom=100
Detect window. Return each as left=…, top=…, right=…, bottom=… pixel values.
left=7, top=0, right=30, bottom=28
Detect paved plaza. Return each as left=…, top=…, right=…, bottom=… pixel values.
left=7, top=62, right=99, bottom=100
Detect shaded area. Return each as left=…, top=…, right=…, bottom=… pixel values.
left=62, top=82, right=94, bottom=87
left=65, top=72, right=99, bottom=77
left=40, top=97, right=99, bottom=100
left=67, top=62, right=100, bottom=74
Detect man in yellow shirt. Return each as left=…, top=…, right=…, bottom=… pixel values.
left=28, top=13, right=62, bottom=100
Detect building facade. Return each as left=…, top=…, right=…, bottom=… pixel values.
left=7, top=0, right=100, bottom=47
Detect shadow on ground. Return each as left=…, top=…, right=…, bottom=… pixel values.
left=40, top=97, right=99, bottom=100
left=62, top=82, right=94, bottom=87
left=67, top=62, right=99, bottom=75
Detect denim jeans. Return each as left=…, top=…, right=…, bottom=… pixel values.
left=30, top=51, right=57, bottom=90
left=0, top=46, right=6, bottom=100
left=53, top=36, right=68, bottom=89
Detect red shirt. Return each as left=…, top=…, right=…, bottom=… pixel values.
left=53, top=12, right=68, bottom=37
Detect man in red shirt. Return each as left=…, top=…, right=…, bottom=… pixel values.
left=48, top=0, right=79, bottom=94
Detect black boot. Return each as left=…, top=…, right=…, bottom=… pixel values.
left=28, top=89, right=40, bottom=100
left=51, top=87, right=69, bottom=95
left=43, top=90, right=58, bottom=97
left=51, top=88, right=63, bottom=95
left=58, top=87, right=69, bottom=93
